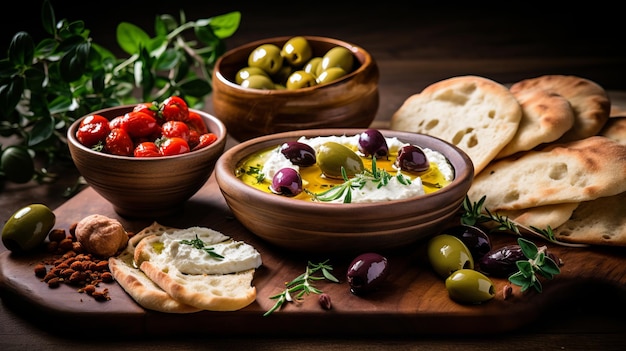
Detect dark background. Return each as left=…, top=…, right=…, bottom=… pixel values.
left=2, top=1, right=624, bottom=89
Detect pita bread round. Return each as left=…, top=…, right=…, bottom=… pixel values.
left=598, top=117, right=626, bottom=145
left=496, top=89, right=575, bottom=158
left=509, top=75, right=610, bottom=143
left=390, top=75, right=522, bottom=175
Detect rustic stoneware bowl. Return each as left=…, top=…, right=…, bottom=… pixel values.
left=212, top=36, right=380, bottom=142
left=215, top=128, right=474, bottom=253
left=67, top=105, right=227, bottom=218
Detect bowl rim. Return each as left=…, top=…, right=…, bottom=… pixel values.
left=215, top=128, right=474, bottom=211
left=67, top=104, right=227, bottom=161
left=213, top=35, right=376, bottom=94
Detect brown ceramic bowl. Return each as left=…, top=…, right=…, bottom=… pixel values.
left=215, top=128, right=474, bottom=253
left=67, top=105, right=227, bottom=218
left=212, top=36, right=379, bottom=142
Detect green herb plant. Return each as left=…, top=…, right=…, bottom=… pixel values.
left=179, top=235, right=224, bottom=259
left=264, top=260, right=339, bottom=316
left=0, top=0, right=240, bottom=190
left=508, top=237, right=561, bottom=293
left=306, top=158, right=413, bottom=203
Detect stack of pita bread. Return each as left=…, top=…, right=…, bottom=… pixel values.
left=390, top=74, right=626, bottom=247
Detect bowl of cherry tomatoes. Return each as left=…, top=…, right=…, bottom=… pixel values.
left=67, top=96, right=227, bottom=218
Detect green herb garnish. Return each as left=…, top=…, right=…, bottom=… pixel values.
left=508, top=237, right=561, bottom=293
left=263, top=260, right=339, bottom=316
left=306, top=158, right=411, bottom=203
left=180, top=235, right=224, bottom=259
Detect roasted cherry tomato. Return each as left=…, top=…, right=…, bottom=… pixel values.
left=120, top=111, right=159, bottom=138
left=161, top=121, right=190, bottom=142
left=105, top=128, right=134, bottom=156
left=133, top=142, right=161, bottom=157
left=76, top=114, right=111, bottom=148
left=109, top=115, right=124, bottom=130
left=160, top=96, right=189, bottom=122
left=132, top=102, right=157, bottom=118
left=186, top=111, right=208, bottom=134
left=188, top=130, right=201, bottom=149
left=192, top=133, right=218, bottom=151
left=158, top=137, right=190, bottom=156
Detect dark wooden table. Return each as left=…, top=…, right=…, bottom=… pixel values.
left=2, top=2, right=626, bottom=350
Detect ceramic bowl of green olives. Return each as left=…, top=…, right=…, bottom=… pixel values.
left=211, top=36, right=379, bottom=142
left=214, top=128, right=474, bottom=253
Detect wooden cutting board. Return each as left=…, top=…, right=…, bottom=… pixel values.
left=2, top=174, right=626, bottom=337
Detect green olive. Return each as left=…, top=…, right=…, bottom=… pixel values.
left=303, top=57, right=322, bottom=77
left=1, top=145, right=35, bottom=183
left=317, top=142, right=364, bottom=179
left=240, top=75, right=275, bottom=90
left=445, top=269, right=495, bottom=304
left=285, top=70, right=318, bottom=90
left=316, top=46, right=354, bottom=76
left=248, top=44, right=283, bottom=75
left=316, top=67, right=347, bottom=85
left=235, top=67, right=269, bottom=85
left=273, top=65, right=294, bottom=86
left=280, top=36, right=313, bottom=68
left=2, top=204, right=56, bottom=253
left=427, top=234, right=474, bottom=278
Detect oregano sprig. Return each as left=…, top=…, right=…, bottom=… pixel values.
left=508, top=237, right=561, bottom=293
left=263, top=260, right=339, bottom=316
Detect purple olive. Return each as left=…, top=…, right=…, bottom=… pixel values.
left=269, top=168, right=302, bottom=196
left=478, top=244, right=526, bottom=277
left=357, top=128, right=389, bottom=159
left=445, top=225, right=492, bottom=261
left=279, top=141, right=316, bottom=167
left=346, top=252, right=389, bottom=295
left=394, top=145, right=429, bottom=173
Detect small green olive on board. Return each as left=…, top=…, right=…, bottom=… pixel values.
left=317, top=142, right=364, bottom=179
left=1, top=145, right=35, bottom=184
left=240, top=75, right=276, bottom=90
left=316, top=67, right=347, bottom=85
left=445, top=269, right=495, bottom=304
left=248, top=44, right=283, bottom=75
left=280, top=36, right=313, bottom=67
left=1, top=204, right=56, bottom=253
left=286, top=71, right=318, bottom=90
left=427, top=234, right=474, bottom=278
left=235, top=67, right=270, bottom=85
left=316, top=46, right=354, bottom=76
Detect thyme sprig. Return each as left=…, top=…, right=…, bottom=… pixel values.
left=306, top=158, right=411, bottom=203
left=263, top=260, right=339, bottom=316
left=508, top=237, right=561, bottom=293
left=461, top=195, right=587, bottom=247
left=179, top=235, right=224, bottom=259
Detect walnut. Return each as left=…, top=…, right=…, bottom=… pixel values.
left=75, top=214, right=129, bottom=258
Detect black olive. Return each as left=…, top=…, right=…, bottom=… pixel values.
left=279, top=141, right=316, bottom=167
left=269, top=168, right=302, bottom=196
left=445, top=225, right=492, bottom=261
left=357, top=128, right=389, bottom=159
left=346, top=252, right=389, bottom=295
left=478, top=244, right=525, bottom=277
left=394, top=145, right=429, bottom=173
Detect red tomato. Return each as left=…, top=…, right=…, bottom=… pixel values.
left=158, top=137, right=190, bottom=156
left=105, top=128, right=134, bottom=156
left=76, top=114, right=111, bottom=148
left=133, top=102, right=157, bottom=119
left=133, top=142, right=161, bottom=157
left=109, top=115, right=124, bottom=130
left=192, top=133, right=218, bottom=151
left=188, top=130, right=200, bottom=149
left=161, top=121, right=190, bottom=142
left=160, top=96, right=189, bottom=122
left=120, top=111, right=159, bottom=139
left=186, top=111, right=208, bottom=134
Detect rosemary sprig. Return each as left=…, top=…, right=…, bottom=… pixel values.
left=508, top=237, right=561, bottom=293
left=263, top=260, right=339, bottom=316
left=460, top=195, right=587, bottom=247
left=179, top=235, right=224, bottom=259
left=306, top=158, right=411, bottom=203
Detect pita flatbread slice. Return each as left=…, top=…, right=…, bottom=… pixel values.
left=497, top=202, right=579, bottom=230
left=598, top=116, right=626, bottom=145
left=468, top=136, right=626, bottom=211
left=390, top=75, right=522, bottom=174
left=108, top=222, right=200, bottom=313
